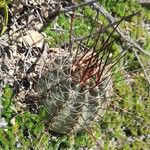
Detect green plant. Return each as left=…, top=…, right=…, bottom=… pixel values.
left=0, top=0, right=9, bottom=35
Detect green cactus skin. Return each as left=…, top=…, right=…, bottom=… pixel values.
left=36, top=51, right=112, bottom=133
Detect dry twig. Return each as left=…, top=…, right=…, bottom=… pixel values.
left=60, top=0, right=98, bottom=12
left=87, top=0, right=150, bottom=56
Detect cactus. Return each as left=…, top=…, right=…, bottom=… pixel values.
left=35, top=48, right=113, bottom=133
left=35, top=11, right=122, bottom=134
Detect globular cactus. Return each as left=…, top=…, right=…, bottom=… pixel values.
left=35, top=48, right=113, bottom=133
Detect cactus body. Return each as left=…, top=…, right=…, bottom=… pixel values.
left=36, top=50, right=112, bottom=133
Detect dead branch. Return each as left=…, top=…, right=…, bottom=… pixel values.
left=87, top=1, right=150, bottom=56
left=72, top=10, right=141, bottom=43
left=60, top=0, right=98, bottom=12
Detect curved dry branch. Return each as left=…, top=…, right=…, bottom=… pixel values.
left=86, top=0, right=150, bottom=56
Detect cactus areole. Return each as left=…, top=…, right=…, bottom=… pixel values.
left=36, top=49, right=112, bottom=133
